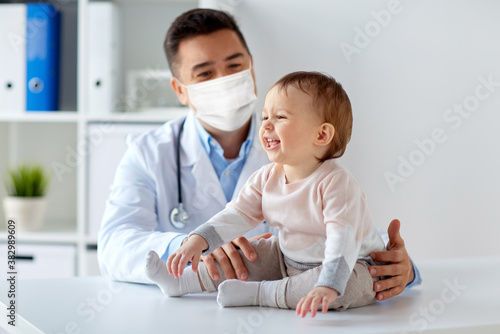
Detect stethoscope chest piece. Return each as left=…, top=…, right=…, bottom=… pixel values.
left=170, top=203, right=190, bottom=229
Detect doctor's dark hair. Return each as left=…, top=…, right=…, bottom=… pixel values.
left=272, top=71, right=353, bottom=161
left=164, top=9, right=250, bottom=77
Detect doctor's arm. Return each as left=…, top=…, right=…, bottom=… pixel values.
left=369, top=219, right=422, bottom=301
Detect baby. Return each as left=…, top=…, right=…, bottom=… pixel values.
left=146, top=71, right=385, bottom=318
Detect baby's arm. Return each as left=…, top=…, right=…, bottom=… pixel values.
left=167, top=235, right=208, bottom=278
left=296, top=287, right=339, bottom=318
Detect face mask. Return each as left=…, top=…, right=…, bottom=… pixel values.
left=178, top=66, right=257, bottom=132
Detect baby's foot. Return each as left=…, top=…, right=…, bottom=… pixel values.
left=145, top=250, right=183, bottom=296
left=145, top=251, right=202, bottom=297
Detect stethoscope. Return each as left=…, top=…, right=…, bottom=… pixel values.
left=169, top=118, right=190, bottom=229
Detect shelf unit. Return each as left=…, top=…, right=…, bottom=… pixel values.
left=0, top=112, right=80, bottom=122
left=0, top=0, right=197, bottom=277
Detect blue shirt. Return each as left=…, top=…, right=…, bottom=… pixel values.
left=194, top=116, right=255, bottom=202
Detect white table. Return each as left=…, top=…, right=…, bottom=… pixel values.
left=1, top=257, right=499, bottom=334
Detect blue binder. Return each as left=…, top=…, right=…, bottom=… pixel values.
left=26, top=4, right=60, bottom=111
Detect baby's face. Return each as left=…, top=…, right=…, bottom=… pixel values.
left=259, top=86, right=324, bottom=165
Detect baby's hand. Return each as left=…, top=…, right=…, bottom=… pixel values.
left=296, top=286, right=339, bottom=318
left=167, top=235, right=208, bottom=278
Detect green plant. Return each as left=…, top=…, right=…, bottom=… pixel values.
left=5, top=163, right=50, bottom=197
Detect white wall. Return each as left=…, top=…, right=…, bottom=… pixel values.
left=224, top=0, right=500, bottom=260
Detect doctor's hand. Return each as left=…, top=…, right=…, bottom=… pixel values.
left=200, top=233, right=273, bottom=281
left=167, top=234, right=208, bottom=278
left=369, top=219, right=415, bottom=301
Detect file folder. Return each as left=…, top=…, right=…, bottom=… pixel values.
left=26, top=3, right=61, bottom=111
left=0, top=4, right=26, bottom=112
left=88, top=2, right=120, bottom=115
left=0, top=3, right=60, bottom=113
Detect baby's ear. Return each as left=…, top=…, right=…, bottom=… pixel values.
left=315, top=123, right=335, bottom=146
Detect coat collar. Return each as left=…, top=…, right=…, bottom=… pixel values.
left=179, top=111, right=226, bottom=207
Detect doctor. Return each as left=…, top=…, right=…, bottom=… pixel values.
left=98, top=8, right=421, bottom=301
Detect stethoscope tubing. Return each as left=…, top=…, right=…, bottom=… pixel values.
left=169, top=118, right=190, bottom=229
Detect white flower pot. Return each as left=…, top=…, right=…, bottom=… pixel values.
left=3, top=196, right=47, bottom=232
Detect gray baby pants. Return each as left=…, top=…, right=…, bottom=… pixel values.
left=198, top=236, right=380, bottom=310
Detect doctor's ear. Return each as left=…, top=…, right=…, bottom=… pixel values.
left=314, top=123, right=335, bottom=146
left=171, top=78, right=189, bottom=106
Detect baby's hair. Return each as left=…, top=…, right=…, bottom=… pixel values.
left=271, top=71, right=352, bottom=160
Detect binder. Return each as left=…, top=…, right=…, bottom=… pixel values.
left=0, top=3, right=60, bottom=113
left=88, top=2, right=120, bottom=115
left=0, top=4, right=26, bottom=112
left=26, top=3, right=61, bottom=111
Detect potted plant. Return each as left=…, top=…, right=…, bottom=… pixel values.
left=3, top=163, right=50, bottom=232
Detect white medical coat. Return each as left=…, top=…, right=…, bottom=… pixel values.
left=98, top=111, right=270, bottom=283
